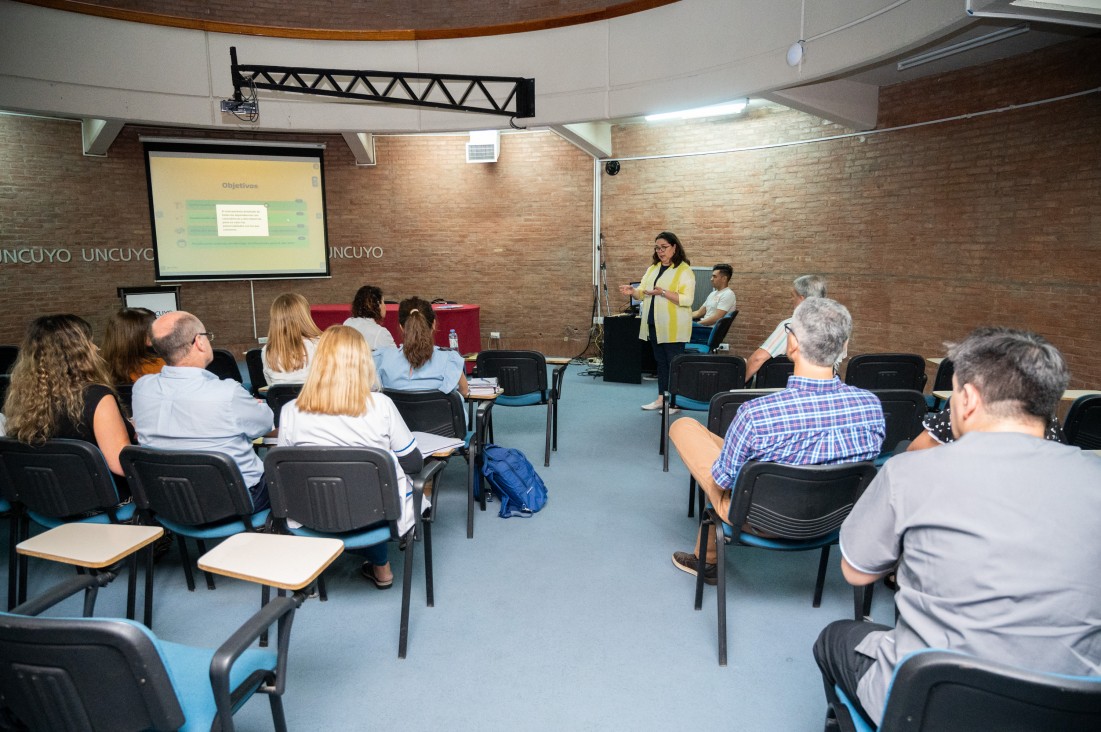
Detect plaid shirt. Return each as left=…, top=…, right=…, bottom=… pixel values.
left=711, top=376, right=885, bottom=488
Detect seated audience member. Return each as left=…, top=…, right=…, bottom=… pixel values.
left=690, top=263, right=736, bottom=343
left=262, top=293, right=322, bottom=385
left=102, top=307, right=165, bottom=384
left=278, top=325, right=424, bottom=589
left=132, top=311, right=274, bottom=510
left=814, top=327, right=1101, bottom=729
left=743, top=274, right=828, bottom=383
left=2, top=314, right=134, bottom=492
left=669, top=298, right=885, bottom=583
left=907, top=400, right=1063, bottom=450
left=375, top=297, right=469, bottom=397
left=344, top=284, right=397, bottom=351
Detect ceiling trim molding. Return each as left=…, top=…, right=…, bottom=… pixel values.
left=11, top=0, right=679, bottom=40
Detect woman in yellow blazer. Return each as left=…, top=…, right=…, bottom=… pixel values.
left=619, top=232, right=696, bottom=411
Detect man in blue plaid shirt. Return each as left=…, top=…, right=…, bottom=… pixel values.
left=669, top=297, right=885, bottom=584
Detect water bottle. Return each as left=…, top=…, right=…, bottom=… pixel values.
left=448, top=328, right=459, bottom=350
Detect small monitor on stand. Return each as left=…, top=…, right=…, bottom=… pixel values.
left=628, top=281, right=641, bottom=314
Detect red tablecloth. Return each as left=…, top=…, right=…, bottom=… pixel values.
left=311, top=303, right=481, bottom=355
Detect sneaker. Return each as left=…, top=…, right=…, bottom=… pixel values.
left=667, top=407, right=680, bottom=414
left=641, top=398, right=664, bottom=411
left=672, top=551, right=717, bottom=585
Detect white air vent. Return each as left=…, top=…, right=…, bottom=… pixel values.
left=466, top=130, right=499, bottom=163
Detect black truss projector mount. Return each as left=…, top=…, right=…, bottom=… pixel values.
left=221, top=47, right=535, bottom=124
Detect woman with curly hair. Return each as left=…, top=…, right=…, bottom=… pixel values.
left=262, top=293, right=322, bottom=385
left=344, top=284, right=397, bottom=351
left=374, top=296, right=468, bottom=397
left=2, top=314, right=134, bottom=485
left=277, top=325, right=424, bottom=588
left=102, top=307, right=165, bottom=384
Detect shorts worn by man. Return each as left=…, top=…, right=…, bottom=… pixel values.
left=814, top=328, right=1101, bottom=728
left=669, top=297, right=885, bottom=583
left=132, top=311, right=274, bottom=511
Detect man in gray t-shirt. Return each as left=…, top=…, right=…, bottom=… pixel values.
left=813, top=327, right=1101, bottom=728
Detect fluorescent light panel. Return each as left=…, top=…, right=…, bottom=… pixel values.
left=896, top=23, right=1030, bottom=71
left=645, top=99, right=748, bottom=122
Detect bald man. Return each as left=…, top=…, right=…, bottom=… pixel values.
left=132, top=311, right=274, bottom=510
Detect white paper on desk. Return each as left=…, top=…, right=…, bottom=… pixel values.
left=412, top=431, right=465, bottom=454
left=467, top=377, right=501, bottom=396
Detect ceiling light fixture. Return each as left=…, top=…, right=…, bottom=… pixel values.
left=645, top=99, right=749, bottom=122
left=896, top=22, right=1030, bottom=71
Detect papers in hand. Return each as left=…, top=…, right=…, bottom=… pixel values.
left=467, top=377, right=501, bottom=397
left=412, top=431, right=465, bottom=455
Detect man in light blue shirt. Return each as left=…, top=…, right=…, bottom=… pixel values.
left=133, top=311, right=274, bottom=510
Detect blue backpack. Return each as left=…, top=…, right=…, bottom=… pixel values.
left=480, top=444, right=548, bottom=518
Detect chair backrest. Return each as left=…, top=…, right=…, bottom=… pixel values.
left=475, top=350, right=548, bottom=398
left=384, top=389, right=466, bottom=439
left=706, top=390, right=773, bottom=438
left=265, top=384, right=304, bottom=428
left=0, top=438, right=124, bottom=520
left=873, top=389, right=927, bottom=453
left=705, top=310, right=738, bottom=352
left=0, top=345, right=17, bottom=375
left=205, top=348, right=243, bottom=383
left=264, top=446, right=402, bottom=535
left=0, top=612, right=185, bottom=731
left=932, top=357, right=955, bottom=392
left=1064, top=394, right=1101, bottom=450
left=245, top=348, right=267, bottom=396
left=120, top=446, right=259, bottom=527
left=879, top=649, right=1101, bottom=731
left=727, top=461, right=878, bottom=541
left=845, top=353, right=928, bottom=392
left=756, top=355, right=794, bottom=388
left=668, top=354, right=746, bottom=406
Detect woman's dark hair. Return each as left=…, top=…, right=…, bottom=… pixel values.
left=102, top=308, right=158, bottom=384
left=651, top=231, right=690, bottom=266
left=397, top=296, right=436, bottom=369
left=351, top=285, right=384, bottom=322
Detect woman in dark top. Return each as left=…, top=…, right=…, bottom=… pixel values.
left=908, top=401, right=1063, bottom=450
left=2, top=314, right=134, bottom=495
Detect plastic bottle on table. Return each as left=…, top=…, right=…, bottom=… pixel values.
left=448, top=328, right=459, bottom=350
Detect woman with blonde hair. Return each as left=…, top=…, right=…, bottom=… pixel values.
left=2, top=314, right=134, bottom=489
left=102, top=307, right=164, bottom=384
left=344, top=284, right=397, bottom=350
left=277, top=325, right=425, bottom=589
left=262, top=293, right=322, bottom=385
left=374, top=296, right=469, bottom=396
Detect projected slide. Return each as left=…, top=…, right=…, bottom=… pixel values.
left=145, top=143, right=330, bottom=280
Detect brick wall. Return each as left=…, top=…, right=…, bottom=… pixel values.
left=1, top=38, right=1098, bottom=386
left=603, top=39, right=1101, bottom=387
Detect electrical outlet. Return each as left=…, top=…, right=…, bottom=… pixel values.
left=258, top=336, right=269, bottom=344
left=717, top=343, right=729, bottom=351
left=490, top=331, right=501, bottom=339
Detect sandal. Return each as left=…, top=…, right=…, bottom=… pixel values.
left=360, top=562, right=393, bottom=590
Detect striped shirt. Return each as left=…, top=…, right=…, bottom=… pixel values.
left=711, top=375, right=885, bottom=488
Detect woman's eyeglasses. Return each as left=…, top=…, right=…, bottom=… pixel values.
left=654, top=245, right=672, bottom=253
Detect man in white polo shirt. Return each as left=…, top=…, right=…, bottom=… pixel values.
left=689, top=263, right=736, bottom=345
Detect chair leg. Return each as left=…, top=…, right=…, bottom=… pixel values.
left=813, top=545, right=831, bottom=608
left=687, top=477, right=696, bottom=518
left=260, top=584, right=272, bottom=647
left=662, top=406, right=670, bottom=471
left=544, top=401, right=552, bottom=467
left=694, top=519, right=708, bottom=611
left=269, top=694, right=288, bottom=732
left=423, top=521, right=434, bottom=608
left=125, top=552, right=138, bottom=620
left=466, top=450, right=475, bottom=539
left=7, top=513, right=19, bottom=611
left=856, top=583, right=874, bottom=621
left=551, top=398, right=558, bottom=452
left=144, top=543, right=155, bottom=628
left=697, top=487, right=704, bottom=522
left=196, top=539, right=216, bottom=590
left=177, top=535, right=196, bottom=592
left=317, top=574, right=327, bottom=602
left=17, top=514, right=29, bottom=605
left=398, top=536, right=415, bottom=659
left=716, top=517, right=728, bottom=667
left=658, top=406, right=666, bottom=455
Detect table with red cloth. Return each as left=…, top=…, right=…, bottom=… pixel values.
left=311, top=303, right=481, bottom=368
